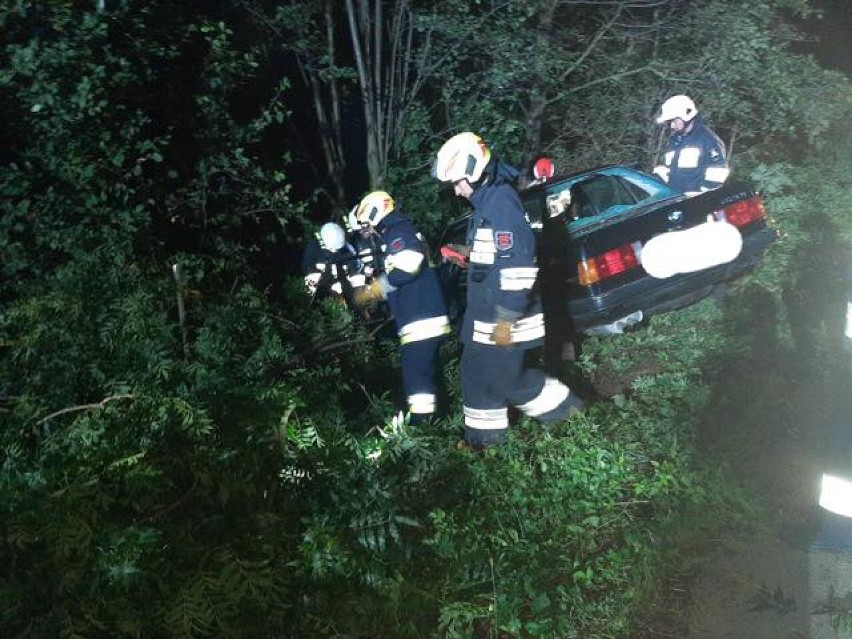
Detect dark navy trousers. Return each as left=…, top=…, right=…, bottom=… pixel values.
left=400, top=337, right=443, bottom=421
left=461, top=342, right=581, bottom=448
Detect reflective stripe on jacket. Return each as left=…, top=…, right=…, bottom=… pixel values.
left=375, top=212, right=449, bottom=343
left=464, top=166, right=543, bottom=349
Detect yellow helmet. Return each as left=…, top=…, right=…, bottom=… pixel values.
left=355, top=190, right=395, bottom=227
left=433, top=132, right=491, bottom=183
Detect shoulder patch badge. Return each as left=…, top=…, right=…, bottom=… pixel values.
left=495, top=231, right=514, bottom=250
left=391, top=237, right=405, bottom=252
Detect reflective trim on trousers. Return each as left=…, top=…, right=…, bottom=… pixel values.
left=472, top=313, right=545, bottom=345
left=500, top=267, right=538, bottom=291
left=408, top=393, right=436, bottom=415
left=399, top=316, right=451, bottom=344
left=704, top=166, right=730, bottom=183
left=463, top=406, right=509, bottom=430
left=819, top=473, right=852, bottom=519
left=517, top=377, right=570, bottom=417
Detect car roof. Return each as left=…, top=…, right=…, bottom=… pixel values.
left=521, top=163, right=678, bottom=199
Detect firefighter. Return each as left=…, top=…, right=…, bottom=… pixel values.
left=653, top=95, right=730, bottom=196
left=351, top=191, right=450, bottom=423
left=811, top=259, right=852, bottom=550
left=432, top=132, right=584, bottom=449
left=301, top=221, right=365, bottom=304
left=346, top=205, right=384, bottom=278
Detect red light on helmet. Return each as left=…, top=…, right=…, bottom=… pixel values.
left=533, top=157, right=555, bottom=181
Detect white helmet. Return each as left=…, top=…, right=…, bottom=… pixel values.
left=355, top=190, right=395, bottom=227
left=656, top=95, right=698, bottom=124
left=319, top=222, right=346, bottom=251
left=433, top=132, right=491, bottom=183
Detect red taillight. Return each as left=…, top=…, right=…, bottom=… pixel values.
left=717, top=196, right=766, bottom=227
left=578, top=242, right=640, bottom=286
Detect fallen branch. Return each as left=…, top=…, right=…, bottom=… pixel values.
left=315, top=337, right=376, bottom=354
left=312, top=317, right=394, bottom=354
left=36, top=394, right=135, bottom=426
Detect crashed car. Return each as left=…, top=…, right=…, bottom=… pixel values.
left=437, top=165, right=777, bottom=334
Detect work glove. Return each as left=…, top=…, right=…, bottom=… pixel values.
left=492, top=320, right=513, bottom=347
left=304, top=272, right=321, bottom=295
left=352, top=279, right=385, bottom=307
left=440, top=243, right=471, bottom=269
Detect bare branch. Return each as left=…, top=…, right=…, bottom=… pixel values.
left=558, top=1, right=625, bottom=83
left=36, top=394, right=135, bottom=426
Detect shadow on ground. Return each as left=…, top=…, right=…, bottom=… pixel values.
left=631, top=213, right=852, bottom=638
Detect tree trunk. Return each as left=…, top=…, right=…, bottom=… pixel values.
left=521, top=0, right=558, bottom=182
left=345, top=0, right=384, bottom=189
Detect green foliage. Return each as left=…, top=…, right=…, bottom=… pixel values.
left=0, top=1, right=302, bottom=294
left=1, top=239, right=737, bottom=639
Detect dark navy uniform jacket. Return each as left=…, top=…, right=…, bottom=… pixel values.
left=463, top=161, right=544, bottom=349
left=654, top=115, right=730, bottom=195
left=375, top=212, right=449, bottom=344
left=301, top=240, right=361, bottom=285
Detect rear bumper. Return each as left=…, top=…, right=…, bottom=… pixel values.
left=564, top=226, right=776, bottom=331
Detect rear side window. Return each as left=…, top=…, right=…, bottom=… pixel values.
left=572, top=175, right=638, bottom=219
left=621, top=178, right=652, bottom=202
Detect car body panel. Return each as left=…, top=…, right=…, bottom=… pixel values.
left=437, top=165, right=777, bottom=333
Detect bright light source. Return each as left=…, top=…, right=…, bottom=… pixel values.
left=819, top=473, right=852, bottom=519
